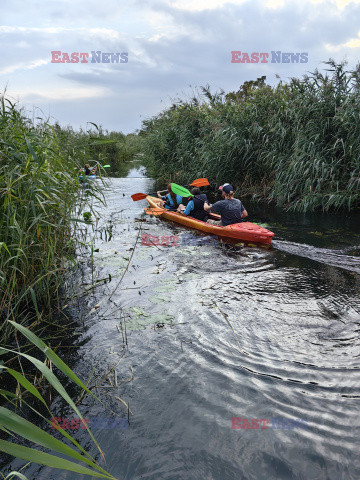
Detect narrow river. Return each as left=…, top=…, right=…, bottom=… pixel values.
left=6, top=167, right=360, bottom=480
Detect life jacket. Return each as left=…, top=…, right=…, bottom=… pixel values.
left=190, top=194, right=208, bottom=221
left=165, top=193, right=180, bottom=211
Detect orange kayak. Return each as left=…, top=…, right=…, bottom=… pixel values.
left=146, top=196, right=274, bottom=245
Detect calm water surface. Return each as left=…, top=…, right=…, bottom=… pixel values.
left=4, top=167, right=360, bottom=480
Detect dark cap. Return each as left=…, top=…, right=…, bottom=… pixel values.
left=222, top=184, right=234, bottom=194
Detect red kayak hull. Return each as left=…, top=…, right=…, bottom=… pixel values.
left=146, top=196, right=274, bottom=245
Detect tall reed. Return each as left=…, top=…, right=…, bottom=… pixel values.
left=0, top=96, right=105, bottom=344
left=0, top=97, right=122, bottom=477
left=141, top=60, right=360, bottom=212
left=0, top=321, right=118, bottom=479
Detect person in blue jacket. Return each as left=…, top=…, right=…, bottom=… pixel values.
left=157, top=184, right=182, bottom=211
left=178, top=187, right=209, bottom=221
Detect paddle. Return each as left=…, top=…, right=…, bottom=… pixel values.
left=143, top=184, right=192, bottom=216
left=144, top=183, right=212, bottom=217
left=131, top=178, right=209, bottom=202
left=189, top=178, right=209, bottom=187
left=171, top=183, right=217, bottom=216
left=171, top=183, right=213, bottom=204
left=144, top=207, right=164, bottom=216
left=131, top=190, right=167, bottom=202
left=170, top=183, right=193, bottom=198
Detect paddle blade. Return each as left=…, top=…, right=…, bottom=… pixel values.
left=171, top=183, right=193, bottom=198
left=131, top=193, right=147, bottom=201
left=144, top=208, right=163, bottom=216
left=189, top=178, right=210, bottom=187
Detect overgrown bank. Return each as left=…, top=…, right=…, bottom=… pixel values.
left=141, top=60, right=360, bottom=212
left=0, top=96, right=128, bottom=479
left=0, top=96, right=135, bottom=345
left=55, top=124, right=142, bottom=176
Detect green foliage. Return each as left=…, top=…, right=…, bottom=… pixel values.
left=0, top=96, right=107, bottom=344
left=141, top=60, right=360, bottom=212
left=52, top=122, right=142, bottom=177
left=83, top=211, right=92, bottom=222
left=0, top=322, right=117, bottom=479
left=0, top=97, right=125, bottom=478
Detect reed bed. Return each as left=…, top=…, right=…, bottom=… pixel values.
left=141, top=60, right=360, bottom=212
left=0, top=96, right=125, bottom=477
left=0, top=96, right=112, bottom=343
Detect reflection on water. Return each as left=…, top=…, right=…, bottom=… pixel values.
left=4, top=169, right=360, bottom=480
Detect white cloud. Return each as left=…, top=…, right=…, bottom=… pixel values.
left=10, top=86, right=109, bottom=101
left=266, top=0, right=285, bottom=8
left=0, top=59, right=48, bottom=75
left=345, top=36, right=360, bottom=47
left=15, top=41, right=30, bottom=48
left=165, top=0, right=360, bottom=11
left=0, top=25, right=121, bottom=40
left=0, top=0, right=359, bottom=132
left=166, top=0, right=247, bottom=11
left=85, top=28, right=121, bottom=40
left=311, top=0, right=360, bottom=8
left=325, top=30, right=360, bottom=50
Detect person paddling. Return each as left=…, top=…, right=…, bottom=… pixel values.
left=177, top=187, right=209, bottom=221
left=204, top=183, right=248, bottom=225
left=157, top=184, right=182, bottom=211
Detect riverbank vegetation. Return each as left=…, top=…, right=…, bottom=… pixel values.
left=0, top=321, right=118, bottom=479
left=0, top=96, right=104, bottom=346
left=0, top=95, right=127, bottom=477
left=0, top=96, right=142, bottom=345
left=54, top=124, right=142, bottom=176
left=141, top=60, right=360, bottom=212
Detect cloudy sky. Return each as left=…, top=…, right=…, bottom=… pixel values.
left=1, top=0, right=360, bottom=133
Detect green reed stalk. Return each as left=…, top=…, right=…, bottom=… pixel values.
left=140, top=60, right=360, bottom=212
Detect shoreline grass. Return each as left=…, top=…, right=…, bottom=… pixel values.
left=0, top=96, right=105, bottom=345
left=0, top=95, right=128, bottom=478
